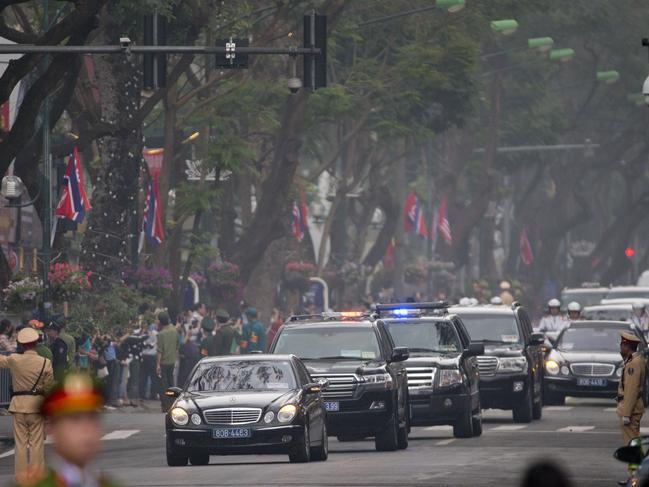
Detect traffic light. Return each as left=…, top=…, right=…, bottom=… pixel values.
left=303, top=12, right=327, bottom=91
left=143, top=13, right=167, bottom=90
left=625, top=247, right=636, bottom=259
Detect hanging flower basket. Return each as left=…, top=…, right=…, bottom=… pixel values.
left=207, top=262, right=244, bottom=308
left=127, top=266, right=173, bottom=299
left=49, top=263, right=92, bottom=303
left=283, top=261, right=316, bottom=292
left=3, top=276, right=42, bottom=313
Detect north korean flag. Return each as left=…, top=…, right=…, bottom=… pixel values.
left=54, top=147, right=91, bottom=223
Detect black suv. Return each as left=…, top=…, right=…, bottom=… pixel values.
left=450, top=304, right=545, bottom=423
left=376, top=303, right=484, bottom=438
left=269, top=312, right=410, bottom=451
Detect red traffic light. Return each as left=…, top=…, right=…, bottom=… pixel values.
left=625, top=247, right=635, bottom=258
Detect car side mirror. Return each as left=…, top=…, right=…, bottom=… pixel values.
left=390, top=347, right=409, bottom=363
left=464, top=343, right=484, bottom=358
left=164, top=387, right=182, bottom=398
left=316, top=378, right=330, bottom=390
left=304, top=383, right=323, bottom=394
left=530, top=333, right=546, bottom=346
left=614, top=445, right=643, bottom=465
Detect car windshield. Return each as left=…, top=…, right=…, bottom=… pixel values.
left=385, top=320, right=461, bottom=354
left=187, top=360, right=296, bottom=392
left=456, top=313, right=521, bottom=344
left=606, top=289, right=649, bottom=300
left=557, top=327, right=627, bottom=353
left=561, top=291, right=608, bottom=308
left=582, top=308, right=632, bottom=321
left=273, top=326, right=382, bottom=360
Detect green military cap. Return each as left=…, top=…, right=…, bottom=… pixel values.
left=621, top=331, right=642, bottom=344
left=215, top=309, right=230, bottom=323
left=201, top=316, right=216, bottom=331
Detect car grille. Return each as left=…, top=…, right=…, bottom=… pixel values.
left=203, top=408, right=262, bottom=425
left=570, top=363, right=615, bottom=377
left=407, top=367, right=436, bottom=388
left=477, top=356, right=499, bottom=377
left=311, top=373, right=359, bottom=399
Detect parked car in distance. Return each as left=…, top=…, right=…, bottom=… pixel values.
left=582, top=304, right=634, bottom=322
left=560, top=287, right=610, bottom=309
left=605, top=286, right=649, bottom=301
left=164, top=355, right=328, bottom=466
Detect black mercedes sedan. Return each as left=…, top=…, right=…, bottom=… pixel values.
left=164, top=355, right=328, bottom=466
left=544, top=321, right=649, bottom=404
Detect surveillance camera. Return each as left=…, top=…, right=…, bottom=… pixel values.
left=643, top=75, right=649, bottom=107
left=287, top=77, right=302, bottom=94
left=119, top=37, right=132, bottom=49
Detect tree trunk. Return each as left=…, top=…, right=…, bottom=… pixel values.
left=80, top=5, right=142, bottom=287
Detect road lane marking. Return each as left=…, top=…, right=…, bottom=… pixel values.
left=423, top=426, right=452, bottom=432
left=101, top=430, right=140, bottom=441
left=435, top=439, right=456, bottom=445
left=0, top=449, right=14, bottom=459
left=490, top=425, right=528, bottom=431
left=544, top=406, right=573, bottom=411
left=557, top=426, right=595, bottom=432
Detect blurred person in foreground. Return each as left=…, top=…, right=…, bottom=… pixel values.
left=240, top=307, right=266, bottom=353
left=13, top=373, right=122, bottom=487
left=0, top=328, right=53, bottom=481
left=521, top=461, right=572, bottom=487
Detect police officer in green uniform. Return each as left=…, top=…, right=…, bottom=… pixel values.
left=13, top=373, right=123, bottom=487
left=199, top=315, right=217, bottom=357
left=617, top=331, right=646, bottom=444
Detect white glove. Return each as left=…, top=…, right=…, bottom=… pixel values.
left=623, top=416, right=631, bottom=426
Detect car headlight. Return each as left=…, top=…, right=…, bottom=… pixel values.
left=190, top=413, right=202, bottom=425
left=560, top=365, right=570, bottom=376
left=498, top=357, right=528, bottom=373
left=170, top=407, right=189, bottom=426
left=363, top=372, right=394, bottom=389
left=438, top=369, right=463, bottom=387
left=278, top=404, right=297, bottom=423
left=264, top=411, right=275, bottom=423
left=545, top=360, right=560, bottom=376
left=617, top=366, right=623, bottom=378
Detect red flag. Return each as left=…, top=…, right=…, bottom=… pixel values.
left=519, top=226, right=534, bottom=266
left=403, top=192, right=427, bottom=238
left=54, top=147, right=91, bottom=223
left=140, top=175, right=164, bottom=249
left=437, top=197, right=452, bottom=246
left=291, top=190, right=308, bottom=242
left=383, top=239, right=395, bottom=269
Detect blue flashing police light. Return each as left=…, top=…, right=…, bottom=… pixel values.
left=393, top=309, right=410, bottom=316
left=374, top=302, right=449, bottom=313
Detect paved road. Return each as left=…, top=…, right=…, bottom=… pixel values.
left=0, top=398, right=633, bottom=486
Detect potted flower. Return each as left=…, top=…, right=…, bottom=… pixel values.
left=283, top=261, right=317, bottom=292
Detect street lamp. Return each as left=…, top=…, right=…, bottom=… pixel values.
left=1, top=175, right=24, bottom=201
left=436, top=0, right=465, bottom=12
left=549, top=48, right=575, bottom=62
left=491, top=20, right=519, bottom=36
left=596, top=70, right=620, bottom=84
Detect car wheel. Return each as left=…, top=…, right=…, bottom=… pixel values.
left=397, top=407, right=409, bottom=450
left=289, top=422, right=311, bottom=463
left=189, top=454, right=209, bottom=466
left=471, top=405, right=483, bottom=437
left=453, top=408, right=473, bottom=438
left=513, top=386, right=534, bottom=423
left=311, top=423, right=328, bottom=461
left=166, top=446, right=188, bottom=467
left=375, top=409, right=399, bottom=451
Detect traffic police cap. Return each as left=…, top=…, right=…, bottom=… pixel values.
left=215, top=309, right=230, bottom=323
left=17, top=327, right=39, bottom=344
left=201, top=316, right=216, bottom=331
left=41, top=373, right=103, bottom=418
left=621, top=331, right=642, bottom=344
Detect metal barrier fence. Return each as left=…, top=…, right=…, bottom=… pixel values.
left=0, top=352, right=10, bottom=407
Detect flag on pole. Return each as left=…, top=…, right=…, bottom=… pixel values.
left=291, top=191, right=308, bottom=242
left=519, top=226, right=534, bottom=266
left=54, top=147, right=91, bottom=223
left=403, top=192, right=428, bottom=238
left=383, top=238, right=395, bottom=269
left=139, top=176, right=164, bottom=252
left=437, top=197, right=452, bottom=246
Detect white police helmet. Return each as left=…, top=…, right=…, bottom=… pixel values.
left=490, top=296, right=503, bottom=305
left=632, top=302, right=646, bottom=311
left=469, top=298, right=479, bottom=306
left=567, top=301, right=581, bottom=312
left=548, top=299, right=561, bottom=308
left=458, top=297, right=471, bottom=306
